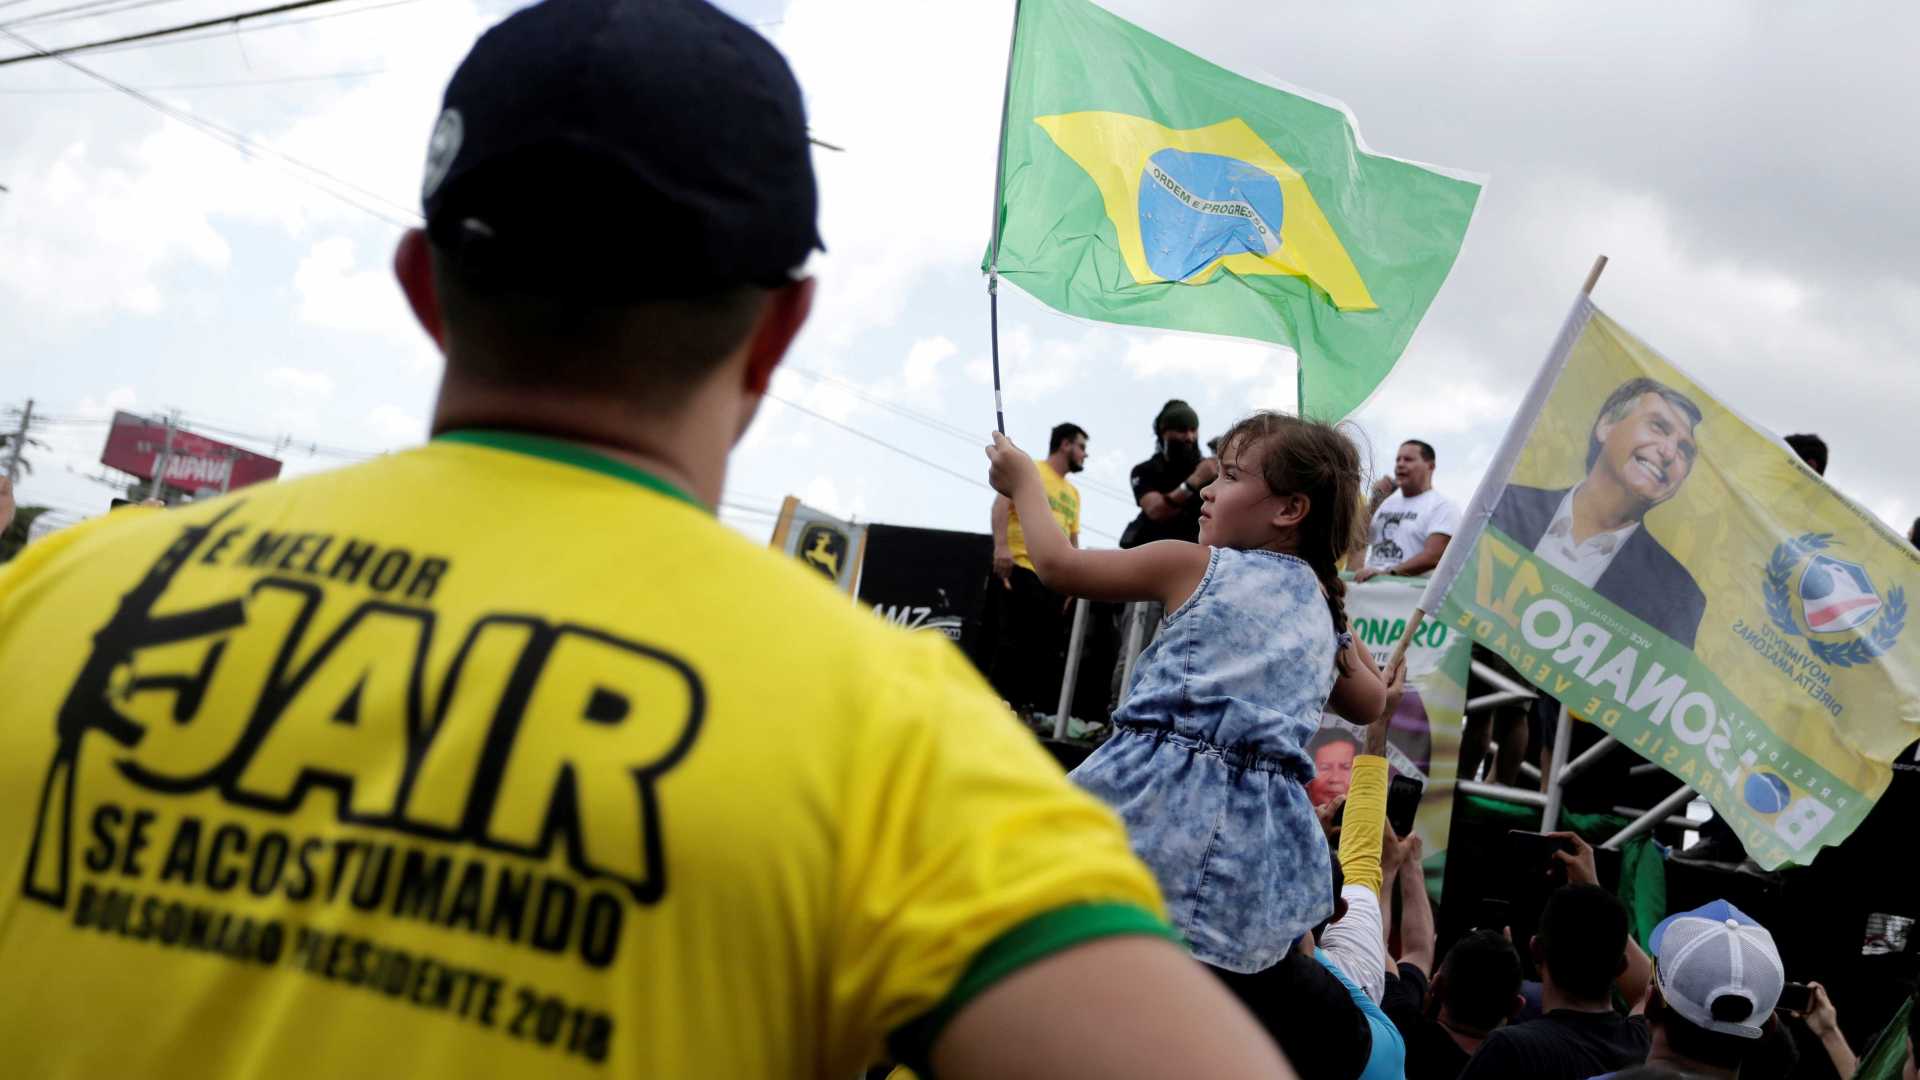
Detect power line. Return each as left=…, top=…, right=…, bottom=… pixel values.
left=85, top=0, right=425, bottom=58
left=0, top=0, right=358, bottom=65
left=0, top=27, right=419, bottom=227
left=718, top=500, right=780, bottom=519
left=0, top=67, right=384, bottom=91
left=782, top=366, right=1137, bottom=505
left=764, top=391, right=1119, bottom=542
left=0, top=0, right=193, bottom=32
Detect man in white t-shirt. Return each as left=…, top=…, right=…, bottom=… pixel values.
left=1356, top=440, right=1459, bottom=582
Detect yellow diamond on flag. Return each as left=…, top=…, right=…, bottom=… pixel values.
left=1034, top=111, right=1377, bottom=311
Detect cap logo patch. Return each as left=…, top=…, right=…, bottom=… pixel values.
left=422, top=108, right=464, bottom=199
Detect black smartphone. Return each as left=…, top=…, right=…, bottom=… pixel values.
left=1387, top=775, right=1425, bottom=838
left=1777, top=982, right=1814, bottom=1014
left=1475, top=897, right=1512, bottom=933
left=1505, top=830, right=1577, bottom=885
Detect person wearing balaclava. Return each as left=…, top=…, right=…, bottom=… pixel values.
left=1108, top=401, right=1216, bottom=706
left=1120, top=400, right=1213, bottom=550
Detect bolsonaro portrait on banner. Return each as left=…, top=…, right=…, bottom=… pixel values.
left=1490, top=377, right=1707, bottom=649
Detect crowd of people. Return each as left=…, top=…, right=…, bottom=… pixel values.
left=0, top=1, right=1914, bottom=1078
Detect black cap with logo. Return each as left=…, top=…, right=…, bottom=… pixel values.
left=421, top=0, right=823, bottom=300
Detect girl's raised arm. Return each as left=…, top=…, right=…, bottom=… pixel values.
left=986, top=433, right=1210, bottom=610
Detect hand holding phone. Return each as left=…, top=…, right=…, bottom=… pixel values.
left=1776, top=981, right=1814, bottom=1015
left=1505, top=830, right=1577, bottom=885
left=1387, top=775, right=1424, bottom=838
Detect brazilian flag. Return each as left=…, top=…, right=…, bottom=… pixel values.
left=989, top=0, right=1484, bottom=421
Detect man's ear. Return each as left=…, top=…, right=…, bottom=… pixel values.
left=393, top=229, right=446, bottom=351
left=1592, top=414, right=1618, bottom=453
left=1509, top=992, right=1527, bottom=1020
left=1268, top=492, right=1310, bottom=531
left=741, top=277, right=815, bottom=395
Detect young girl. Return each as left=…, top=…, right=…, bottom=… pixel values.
left=985, top=411, right=1382, bottom=978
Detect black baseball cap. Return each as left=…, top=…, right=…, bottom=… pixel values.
left=421, top=0, right=823, bottom=299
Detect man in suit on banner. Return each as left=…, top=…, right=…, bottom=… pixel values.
left=1492, top=377, right=1707, bottom=649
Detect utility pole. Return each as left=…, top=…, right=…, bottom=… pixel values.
left=149, top=410, right=178, bottom=504
left=5, top=398, right=33, bottom=484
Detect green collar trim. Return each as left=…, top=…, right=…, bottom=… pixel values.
left=435, top=429, right=706, bottom=512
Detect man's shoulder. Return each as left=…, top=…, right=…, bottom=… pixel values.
left=1496, top=483, right=1564, bottom=512
left=1620, top=527, right=1701, bottom=596
left=1490, top=483, right=1564, bottom=546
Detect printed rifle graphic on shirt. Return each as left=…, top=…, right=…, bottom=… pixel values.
left=22, top=504, right=705, bottom=980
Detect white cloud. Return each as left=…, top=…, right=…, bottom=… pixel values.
left=76, top=386, right=139, bottom=420
left=903, top=336, right=959, bottom=390
left=773, top=0, right=1010, bottom=345
left=364, top=404, right=424, bottom=446
left=264, top=366, right=336, bottom=401
left=1124, top=335, right=1276, bottom=383
left=292, top=236, right=423, bottom=353
left=0, top=137, right=234, bottom=319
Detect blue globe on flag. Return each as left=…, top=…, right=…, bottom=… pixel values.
left=1138, top=149, right=1286, bottom=282
left=1744, top=772, right=1792, bottom=815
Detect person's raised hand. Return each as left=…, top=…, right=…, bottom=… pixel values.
left=1380, top=655, right=1408, bottom=720
left=985, top=432, right=1032, bottom=498
left=991, top=545, right=1014, bottom=589
left=1372, top=475, right=1397, bottom=500
left=1547, top=831, right=1599, bottom=886
left=1382, top=826, right=1420, bottom=876
left=1189, top=457, right=1220, bottom=487
left=1365, top=656, right=1407, bottom=756
left=1315, top=795, right=1345, bottom=845
left=1140, top=491, right=1177, bottom=522
left=1802, top=982, right=1841, bottom=1037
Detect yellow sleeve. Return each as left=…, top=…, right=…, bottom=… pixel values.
left=1338, top=755, right=1391, bottom=894
left=830, top=633, right=1172, bottom=1072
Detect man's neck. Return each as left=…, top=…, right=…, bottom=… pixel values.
left=1045, top=450, right=1072, bottom=478
left=1398, top=477, right=1431, bottom=498
left=1435, top=1009, right=1491, bottom=1055
left=1569, top=474, right=1648, bottom=543
left=1648, top=1032, right=1738, bottom=1080
left=432, top=378, right=729, bottom=509
left=1541, top=983, right=1615, bottom=1015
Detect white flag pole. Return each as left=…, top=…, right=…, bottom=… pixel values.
left=1381, top=255, right=1608, bottom=677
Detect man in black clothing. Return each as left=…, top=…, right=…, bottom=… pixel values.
left=1600, top=900, right=1787, bottom=1080
left=1457, top=883, right=1651, bottom=1080
left=1384, top=930, right=1525, bottom=1080
left=1119, top=399, right=1215, bottom=549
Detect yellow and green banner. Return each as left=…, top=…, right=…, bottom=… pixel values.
left=1312, top=574, right=1471, bottom=868
left=1429, top=297, right=1920, bottom=868
left=987, top=0, right=1484, bottom=420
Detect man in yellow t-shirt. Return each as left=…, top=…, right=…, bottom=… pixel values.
left=0, top=2, right=1298, bottom=1078
left=987, top=423, right=1085, bottom=714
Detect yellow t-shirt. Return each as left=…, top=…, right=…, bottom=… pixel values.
left=0, top=430, right=1168, bottom=1079
left=1006, top=459, right=1080, bottom=572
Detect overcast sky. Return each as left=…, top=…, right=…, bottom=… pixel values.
left=6, top=0, right=1917, bottom=547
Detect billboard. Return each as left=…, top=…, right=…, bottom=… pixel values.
left=768, top=497, right=866, bottom=595
left=100, top=412, right=282, bottom=494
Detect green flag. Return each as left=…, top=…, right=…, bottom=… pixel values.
left=988, top=0, right=1483, bottom=420
left=1852, top=995, right=1913, bottom=1080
